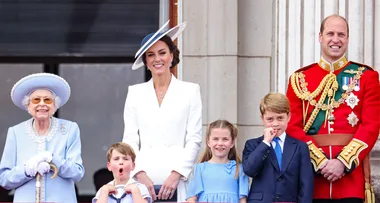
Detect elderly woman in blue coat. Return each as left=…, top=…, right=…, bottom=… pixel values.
left=0, top=73, right=84, bottom=202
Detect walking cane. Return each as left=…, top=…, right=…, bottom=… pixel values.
left=36, top=163, right=58, bottom=203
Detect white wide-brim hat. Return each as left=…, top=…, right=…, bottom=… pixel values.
left=11, top=73, right=71, bottom=110
left=131, top=20, right=187, bottom=70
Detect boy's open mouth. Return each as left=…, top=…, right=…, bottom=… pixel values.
left=119, top=168, right=123, bottom=173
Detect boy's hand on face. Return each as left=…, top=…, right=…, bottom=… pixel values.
left=263, top=127, right=277, bottom=143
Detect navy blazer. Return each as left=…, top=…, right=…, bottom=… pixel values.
left=242, top=134, right=313, bottom=203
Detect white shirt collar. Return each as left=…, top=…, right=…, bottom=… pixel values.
left=276, top=131, right=286, bottom=142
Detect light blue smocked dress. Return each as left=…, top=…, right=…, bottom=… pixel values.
left=186, top=160, right=249, bottom=202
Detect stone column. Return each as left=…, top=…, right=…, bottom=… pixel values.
left=181, top=0, right=238, bottom=151
left=236, top=0, right=274, bottom=152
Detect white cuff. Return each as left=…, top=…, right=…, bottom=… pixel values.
left=262, top=140, right=271, bottom=146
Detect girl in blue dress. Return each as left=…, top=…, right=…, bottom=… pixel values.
left=186, top=119, right=249, bottom=203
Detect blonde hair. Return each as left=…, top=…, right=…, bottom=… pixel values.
left=106, top=142, right=136, bottom=162
left=259, top=92, right=290, bottom=116
left=199, top=119, right=241, bottom=179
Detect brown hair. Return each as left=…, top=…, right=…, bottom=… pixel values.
left=142, top=35, right=180, bottom=69
left=199, top=119, right=241, bottom=179
left=320, top=14, right=349, bottom=36
left=106, top=142, right=136, bottom=162
left=259, top=92, right=290, bottom=116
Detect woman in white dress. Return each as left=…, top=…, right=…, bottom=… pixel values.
left=122, top=21, right=202, bottom=202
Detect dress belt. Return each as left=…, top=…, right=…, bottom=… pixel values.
left=311, top=133, right=374, bottom=203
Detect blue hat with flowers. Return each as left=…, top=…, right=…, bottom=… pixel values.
left=11, top=73, right=71, bottom=110
left=131, top=20, right=187, bottom=70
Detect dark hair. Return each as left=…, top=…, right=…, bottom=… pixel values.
left=320, top=14, right=349, bottom=36
left=142, top=35, right=180, bottom=69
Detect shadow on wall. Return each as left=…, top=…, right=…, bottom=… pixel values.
left=93, top=168, right=114, bottom=191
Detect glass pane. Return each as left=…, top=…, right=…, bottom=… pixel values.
left=0, top=64, right=43, bottom=157
left=59, top=63, right=144, bottom=195
left=0, top=1, right=159, bottom=56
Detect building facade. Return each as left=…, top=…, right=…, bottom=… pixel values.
left=0, top=0, right=379, bottom=199
left=179, top=0, right=380, bottom=200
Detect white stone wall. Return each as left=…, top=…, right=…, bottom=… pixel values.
left=181, top=0, right=239, bottom=154
left=181, top=0, right=380, bottom=199
left=236, top=0, right=274, bottom=153
left=181, top=0, right=274, bottom=156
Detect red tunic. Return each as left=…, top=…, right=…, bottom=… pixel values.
left=286, top=60, right=380, bottom=199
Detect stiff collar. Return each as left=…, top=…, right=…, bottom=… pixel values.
left=273, top=132, right=286, bottom=143
left=318, top=55, right=348, bottom=72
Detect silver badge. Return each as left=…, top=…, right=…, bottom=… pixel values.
left=345, top=93, right=359, bottom=109
left=59, top=124, right=67, bottom=134
left=347, top=112, right=359, bottom=127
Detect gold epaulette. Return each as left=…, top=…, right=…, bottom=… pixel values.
left=307, top=141, right=328, bottom=172
left=294, top=63, right=318, bottom=73
left=337, top=138, right=368, bottom=169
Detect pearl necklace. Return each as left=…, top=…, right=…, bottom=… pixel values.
left=33, top=118, right=52, bottom=136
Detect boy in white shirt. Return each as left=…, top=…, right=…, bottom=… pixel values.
left=93, top=142, right=152, bottom=203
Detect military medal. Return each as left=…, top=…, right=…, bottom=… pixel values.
left=342, top=77, right=349, bottom=90
left=347, top=112, right=359, bottom=127
left=354, top=79, right=360, bottom=91
left=345, top=93, right=359, bottom=109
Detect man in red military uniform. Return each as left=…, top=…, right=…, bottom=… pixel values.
left=286, top=14, right=380, bottom=203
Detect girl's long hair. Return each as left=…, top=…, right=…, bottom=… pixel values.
left=198, top=119, right=242, bottom=179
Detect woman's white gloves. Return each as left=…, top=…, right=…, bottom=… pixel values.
left=24, top=151, right=53, bottom=177
left=37, top=162, right=51, bottom=176
left=39, top=151, right=53, bottom=163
